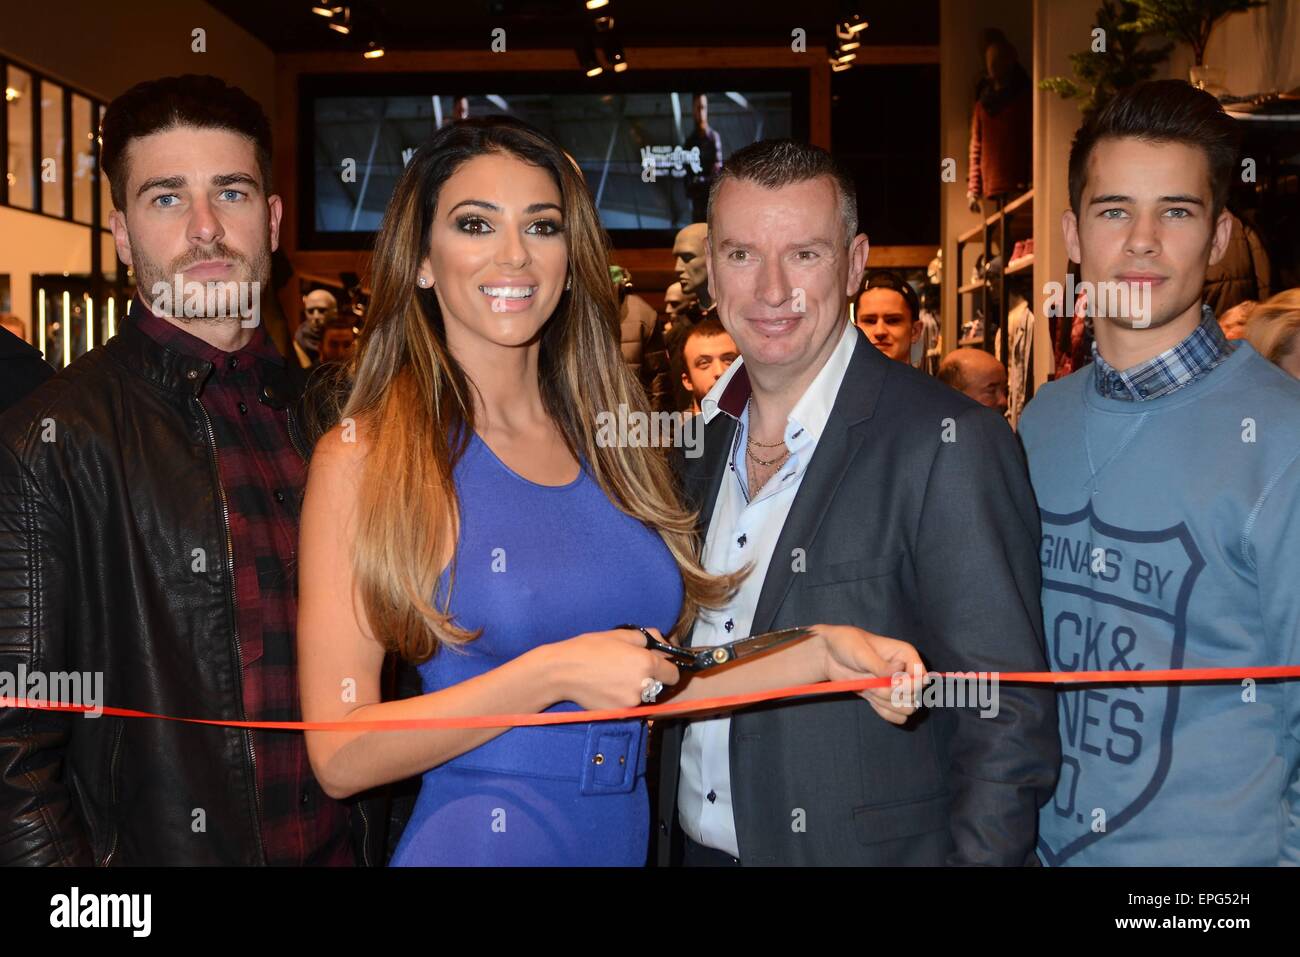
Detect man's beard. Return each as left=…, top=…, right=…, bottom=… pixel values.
left=133, top=239, right=269, bottom=323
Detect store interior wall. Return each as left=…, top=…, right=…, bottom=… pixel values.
left=0, top=0, right=274, bottom=109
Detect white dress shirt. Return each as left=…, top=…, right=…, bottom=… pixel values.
left=678, top=320, right=859, bottom=858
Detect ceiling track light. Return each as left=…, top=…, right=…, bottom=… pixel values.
left=328, top=6, right=352, bottom=33
left=578, top=40, right=603, bottom=77
left=311, top=4, right=341, bottom=17
left=585, top=0, right=610, bottom=10
left=363, top=40, right=385, bottom=58
left=601, top=29, right=627, bottom=72
left=835, top=13, right=868, bottom=41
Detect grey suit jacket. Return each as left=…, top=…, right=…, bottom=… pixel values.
left=656, top=328, right=1060, bottom=865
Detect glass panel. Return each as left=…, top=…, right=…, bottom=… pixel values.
left=5, top=66, right=34, bottom=209
left=72, top=94, right=93, bottom=223
left=40, top=79, right=65, bottom=217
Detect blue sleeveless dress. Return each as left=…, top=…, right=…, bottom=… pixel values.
left=389, top=432, right=684, bottom=866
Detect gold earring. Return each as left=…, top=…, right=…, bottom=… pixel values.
left=565, top=275, right=572, bottom=291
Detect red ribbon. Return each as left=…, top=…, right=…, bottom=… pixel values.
left=3, top=665, right=1298, bottom=731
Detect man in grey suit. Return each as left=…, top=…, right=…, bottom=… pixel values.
left=656, top=140, right=1060, bottom=865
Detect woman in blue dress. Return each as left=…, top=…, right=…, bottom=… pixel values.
left=296, top=117, right=917, bottom=866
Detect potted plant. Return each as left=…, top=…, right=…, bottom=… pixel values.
left=1121, top=0, right=1267, bottom=92
left=1040, top=0, right=1173, bottom=122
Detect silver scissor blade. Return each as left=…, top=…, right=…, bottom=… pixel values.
left=725, top=626, right=815, bottom=662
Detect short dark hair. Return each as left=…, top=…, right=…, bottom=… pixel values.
left=101, top=74, right=273, bottom=212
left=1067, top=79, right=1240, bottom=218
left=683, top=316, right=730, bottom=348
left=708, top=139, right=858, bottom=247
left=857, top=271, right=919, bottom=324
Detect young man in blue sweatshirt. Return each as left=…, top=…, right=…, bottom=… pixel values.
left=1020, top=80, right=1300, bottom=865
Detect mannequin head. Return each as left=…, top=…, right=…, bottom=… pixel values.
left=673, top=223, right=710, bottom=305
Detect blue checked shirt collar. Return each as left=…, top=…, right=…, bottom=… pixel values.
left=1092, top=304, right=1235, bottom=401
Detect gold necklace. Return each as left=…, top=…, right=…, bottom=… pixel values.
left=746, top=445, right=790, bottom=468
left=745, top=397, right=788, bottom=448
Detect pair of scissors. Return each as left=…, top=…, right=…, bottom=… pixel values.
left=616, top=623, right=815, bottom=671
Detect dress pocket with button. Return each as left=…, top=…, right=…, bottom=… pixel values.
left=579, top=721, right=644, bottom=795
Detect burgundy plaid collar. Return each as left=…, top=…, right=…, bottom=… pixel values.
left=129, top=297, right=284, bottom=371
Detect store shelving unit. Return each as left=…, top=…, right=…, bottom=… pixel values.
left=954, top=188, right=1033, bottom=363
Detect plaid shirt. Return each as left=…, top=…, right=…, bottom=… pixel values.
left=1092, top=304, right=1235, bottom=401
left=133, top=302, right=353, bottom=866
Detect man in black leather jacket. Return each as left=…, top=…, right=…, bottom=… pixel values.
left=0, top=75, right=395, bottom=866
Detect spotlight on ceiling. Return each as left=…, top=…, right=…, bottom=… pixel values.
left=579, top=39, right=603, bottom=77
left=363, top=41, right=385, bottom=58
left=585, top=0, right=610, bottom=10
left=835, top=13, right=868, bottom=40
left=311, top=5, right=340, bottom=17
left=328, top=6, right=352, bottom=33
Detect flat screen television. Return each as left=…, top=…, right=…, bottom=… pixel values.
left=298, top=71, right=807, bottom=249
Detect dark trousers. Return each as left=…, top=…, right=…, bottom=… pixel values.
left=682, top=834, right=741, bottom=867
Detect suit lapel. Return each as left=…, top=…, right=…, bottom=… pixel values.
left=695, top=412, right=735, bottom=527
left=682, top=411, right=737, bottom=649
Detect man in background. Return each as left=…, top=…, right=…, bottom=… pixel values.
left=319, top=317, right=358, bottom=365
left=684, top=94, right=722, bottom=223
left=938, top=347, right=1009, bottom=415
left=663, top=281, right=687, bottom=334
left=677, top=317, right=737, bottom=415
left=293, top=287, right=338, bottom=369
left=854, top=272, right=921, bottom=365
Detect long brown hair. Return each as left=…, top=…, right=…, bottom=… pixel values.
left=331, top=116, right=740, bottom=664
left=1246, top=289, right=1300, bottom=366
